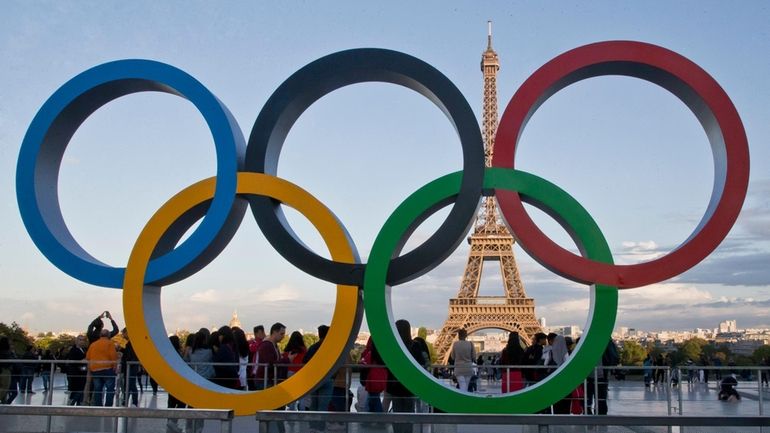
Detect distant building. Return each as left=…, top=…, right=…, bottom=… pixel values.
left=561, top=326, right=582, bottom=338
left=229, top=310, right=242, bottom=329
left=718, top=320, right=738, bottom=333
left=731, top=339, right=763, bottom=356
left=539, top=317, right=547, bottom=328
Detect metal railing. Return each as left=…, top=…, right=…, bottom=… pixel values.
left=0, top=405, right=234, bottom=433
left=255, top=411, right=770, bottom=433
left=2, top=360, right=768, bottom=418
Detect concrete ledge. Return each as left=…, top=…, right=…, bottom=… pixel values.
left=0, top=405, right=233, bottom=420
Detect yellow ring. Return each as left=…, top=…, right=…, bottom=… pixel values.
left=123, top=172, right=360, bottom=415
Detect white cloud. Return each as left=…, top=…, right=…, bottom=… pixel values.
left=190, top=289, right=217, bottom=303
left=188, top=283, right=300, bottom=306
left=618, top=283, right=714, bottom=309
left=617, top=240, right=665, bottom=263
left=250, top=284, right=300, bottom=303
left=540, top=298, right=589, bottom=314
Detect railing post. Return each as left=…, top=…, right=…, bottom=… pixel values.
left=758, top=366, right=763, bottom=416
left=594, top=367, right=599, bottom=415
left=665, top=367, right=672, bottom=433
left=345, top=364, right=351, bottom=414
left=263, top=363, right=268, bottom=389
left=44, top=360, right=53, bottom=433
left=118, top=362, right=128, bottom=433
left=222, top=417, right=233, bottom=433
left=47, top=361, right=55, bottom=405
left=675, top=367, right=683, bottom=415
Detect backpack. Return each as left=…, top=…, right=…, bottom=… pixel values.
left=364, top=366, right=388, bottom=394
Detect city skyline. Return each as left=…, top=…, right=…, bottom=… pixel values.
left=1, top=3, right=769, bottom=336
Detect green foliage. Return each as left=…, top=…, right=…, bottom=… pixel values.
left=35, top=334, right=76, bottom=354
left=176, top=330, right=193, bottom=347
left=733, top=354, right=755, bottom=367
left=0, top=322, right=35, bottom=354
left=645, top=342, right=664, bottom=360
left=427, top=340, right=437, bottom=364
left=752, top=345, right=770, bottom=363
left=619, top=340, right=646, bottom=366
left=303, top=333, right=319, bottom=349
left=418, top=327, right=428, bottom=340
left=677, top=337, right=707, bottom=362
left=350, top=343, right=365, bottom=363
left=277, top=332, right=318, bottom=352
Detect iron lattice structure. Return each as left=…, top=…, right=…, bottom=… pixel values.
left=433, top=24, right=542, bottom=363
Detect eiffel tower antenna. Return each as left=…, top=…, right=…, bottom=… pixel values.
left=433, top=23, right=542, bottom=363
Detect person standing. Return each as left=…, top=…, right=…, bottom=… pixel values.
left=254, top=323, right=288, bottom=390
left=587, top=339, right=619, bottom=415
left=211, top=327, right=239, bottom=390
left=248, top=325, right=266, bottom=390
left=119, top=328, right=139, bottom=407
left=643, top=354, right=654, bottom=387
left=0, top=337, right=15, bottom=403
left=85, top=329, right=118, bottom=406
left=360, top=337, right=386, bottom=412
left=500, top=332, right=525, bottom=393
left=522, top=332, right=547, bottom=384
left=187, top=329, right=214, bottom=381
left=549, top=335, right=571, bottom=414
left=305, top=325, right=333, bottom=414
left=20, top=346, right=37, bottom=394
left=65, top=335, right=88, bottom=405
left=388, top=319, right=427, bottom=433
left=449, top=329, right=475, bottom=392
left=282, top=331, right=307, bottom=410
left=87, top=311, right=119, bottom=343
left=40, top=349, right=55, bottom=393
left=232, top=327, right=250, bottom=390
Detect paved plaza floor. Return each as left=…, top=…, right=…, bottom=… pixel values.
left=2, top=373, right=769, bottom=432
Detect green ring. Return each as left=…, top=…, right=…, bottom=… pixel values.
left=364, top=167, right=618, bottom=413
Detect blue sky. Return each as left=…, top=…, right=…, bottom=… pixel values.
left=1, top=2, right=769, bottom=335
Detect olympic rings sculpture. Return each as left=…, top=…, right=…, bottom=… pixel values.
left=16, top=41, right=749, bottom=415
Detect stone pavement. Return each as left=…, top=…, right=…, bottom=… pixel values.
left=3, top=372, right=768, bottom=432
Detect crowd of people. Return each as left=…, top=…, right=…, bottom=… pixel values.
left=441, top=330, right=620, bottom=415
left=1, top=314, right=754, bottom=425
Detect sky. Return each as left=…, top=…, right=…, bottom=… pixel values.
left=1, top=2, right=769, bottom=336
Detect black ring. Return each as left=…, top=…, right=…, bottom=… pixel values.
left=245, top=48, right=484, bottom=286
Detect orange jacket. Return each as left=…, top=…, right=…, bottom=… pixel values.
left=86, top=337, right=118, bottom=372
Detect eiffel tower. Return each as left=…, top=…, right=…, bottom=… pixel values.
left=433, top=22, right=542, bottom=363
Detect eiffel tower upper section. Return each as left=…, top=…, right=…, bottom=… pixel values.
left=455, top=21, right=524, bottom=299
left=432, top=23, right=541, bottom=362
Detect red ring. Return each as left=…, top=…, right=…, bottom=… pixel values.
left=492, top=41, right=749, bottom=288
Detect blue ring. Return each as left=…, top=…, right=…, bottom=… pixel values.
left=16, top=59, right=244, bottom=288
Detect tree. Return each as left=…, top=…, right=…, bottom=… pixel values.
left=175, top=330, right=192, bottom=348
left=36, top=334, right=76, bottom=355
left=418, top=327, right=428, bottom=340
left=303, top=333, right=319, bottom=349
left=0, top=322, right=34, bottom=354
left=678, top=337, right=707, bottom=363
left=753, top=345, right=770, bottom=364
left=619, top=340, right=646, bottom=366
left=277, top=333, right=319, bottom=352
